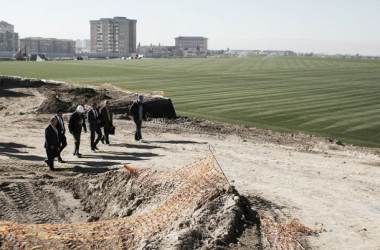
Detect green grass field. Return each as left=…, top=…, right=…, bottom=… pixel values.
left=1, top=57, right=380, bottom=147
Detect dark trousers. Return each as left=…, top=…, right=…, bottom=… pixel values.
left=90, top=126, right=102, bottom=149
left=134, top=119, right=142, bottom=141
left=46, top=148, right=57, bottom=170
left=73, top=133, right=81, bottom=154
left=58, top=134, right=67, bottom=158
left=103, top=127, right=110, bottom=144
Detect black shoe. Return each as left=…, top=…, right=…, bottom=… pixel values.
left=58, top=157, right=65, bottom=163
left=91, top=149, right=96, bottom=153
left=44, top=159, right=49, bottom=165
left=101, top=139, right=105, bottom=144
left=76, top=153, right=82, bottom=158
left=94, top=147, right=100, bottom=151
left=49, top=167, right=56, bottom=171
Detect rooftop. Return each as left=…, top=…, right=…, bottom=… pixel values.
left=21, top=37, right=74, bottom=42
left=175, top=36, right=208, bottom=40
left=90, top=17, right=137, bottom=22
left=0, top=21, right=13, bottom=26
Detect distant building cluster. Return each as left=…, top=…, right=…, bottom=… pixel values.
left=262, top=50, right=296, bottom=56
left=20, top=37, right=75, bottom=54
left=136, top=37, right=208, bottom=58
left=90, top=17, right=137, bottom=53
left=224, top=50, right=296, bottom=56
left=0, top=21, right=19, bottom=52
left=1, top=18, right=209, bottom=58
left=1, top=18, right=377, bottom=59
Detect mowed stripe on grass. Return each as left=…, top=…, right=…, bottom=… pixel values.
left=1, top=57, right=380, bottom=147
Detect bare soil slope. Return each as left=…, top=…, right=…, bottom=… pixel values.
left=0, top=80, right=379, bottom=249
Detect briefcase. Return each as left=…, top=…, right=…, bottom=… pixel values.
left=109, top=126, right=115, bottom=135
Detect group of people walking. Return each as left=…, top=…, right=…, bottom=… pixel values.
left=44, top=95, right=147, bottom=171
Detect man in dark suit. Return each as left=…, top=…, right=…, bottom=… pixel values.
left=68, top=105, right=87, bottom=158
left=129, top=94, right=148, bottom=141
left=88, top=102, right=103, bottom=152
left=55, top=108, right=67, bottom=163
left=44, top=117, right=59, bottom=171
left=100, top=100, right=113, bottom=145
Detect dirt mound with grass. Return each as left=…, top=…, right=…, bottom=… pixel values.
left=40, top=85, right=177, bottom=118
left=0, top=75, right=176, bottom=118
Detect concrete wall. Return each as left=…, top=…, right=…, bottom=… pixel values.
left=144, top=51, right=173, bottom=58
left=79, top=52, right=132, bottom=58
left=0, top=51, right=14, bottom=57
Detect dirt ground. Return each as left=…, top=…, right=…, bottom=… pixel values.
left=0, top=82, right=380, bottom=249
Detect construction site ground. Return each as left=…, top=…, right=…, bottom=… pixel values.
left=0, top=84, right=380, bottom=249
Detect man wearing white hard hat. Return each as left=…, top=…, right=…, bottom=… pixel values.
left=68, top=105, right=87, bottom=158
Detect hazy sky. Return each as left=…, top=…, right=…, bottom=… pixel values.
left=2, top=0, right=380, bottom=55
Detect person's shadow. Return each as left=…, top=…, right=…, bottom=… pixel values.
left=112, top=143, right=165, bottom=150
left=78, top=151, right=160, bottom=161
left=0, top=142, right=45, bottom=161
left=148, top=140, right=207, bottom=144
left=53, top=165, right=117, bottom=174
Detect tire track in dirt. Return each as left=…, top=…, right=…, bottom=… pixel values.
left=0, top=182, right=64, bottom=224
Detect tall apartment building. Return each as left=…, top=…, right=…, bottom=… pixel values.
left=90, top=17, right=137, bottom=53
left=0, top=21, right=19, bottom=52
left=175, top=36, right=208, bottom=52
left=20, top=37, right=75, bottom=54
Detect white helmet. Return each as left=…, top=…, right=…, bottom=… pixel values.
left=76, top=105, right=84, bottom=113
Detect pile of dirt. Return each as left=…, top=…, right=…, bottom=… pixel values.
left=0, top=76, right=177, bottom=118
left=39, top=83, right=177, bottom=119
left=38, top=93, right=72, bottom=113
left=57, top=170, right=252, bottom=249
left=38, top=87, right=112, bottom=113
left=0, top=76, right=61, bottom=99
left=0, top=157, right=263, bottom=249
left=0, top=75, right=61, bottom=89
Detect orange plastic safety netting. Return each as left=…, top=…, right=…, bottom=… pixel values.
left=0, top=156, right=229, bottom=249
